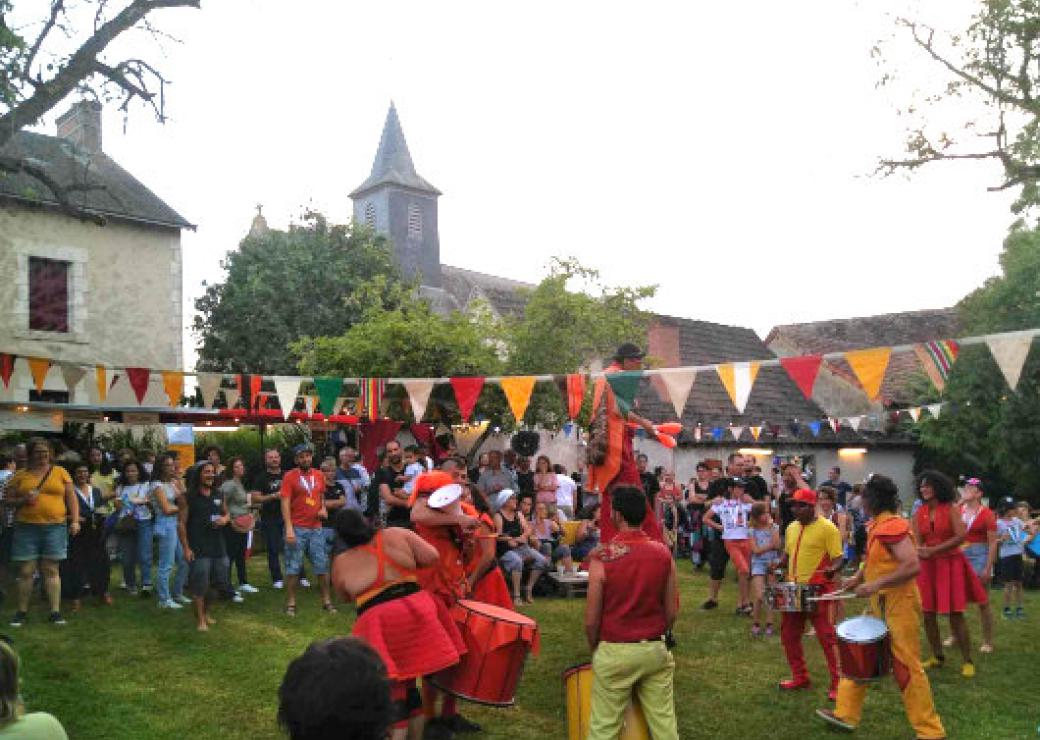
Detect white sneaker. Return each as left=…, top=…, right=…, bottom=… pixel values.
left=175, top=594, right=192, bottom=605
left=159, top=599, right=183, bottom=610
left=300, top=578, right=311, bottom=588
left=273, top=580, right=284, bottom=590
left=231, top=593, right=244, bottom=604
left=239, top=584, right=259, bottom=594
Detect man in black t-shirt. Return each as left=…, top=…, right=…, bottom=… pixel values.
left=373, top=439, right=410, bottom=528
left=637, top=454, right=660, bottom=508
left=515, top=455, right=534, bottom=498
left=741, top=455, right=770, bottom=502
left=250, top=448, right=287, bottom=588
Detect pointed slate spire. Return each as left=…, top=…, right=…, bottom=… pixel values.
left=350, top=103, right=440, bottom=197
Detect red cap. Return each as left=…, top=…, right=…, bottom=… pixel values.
left=792, top=488, right=817, bottom=505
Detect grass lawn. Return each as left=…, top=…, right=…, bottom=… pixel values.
left=8, top=564, right=1038, bottom=740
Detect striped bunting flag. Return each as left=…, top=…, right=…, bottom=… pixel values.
left=913, top=339, right=960, bottom=394
left=358, top=377, right=387, bottom=421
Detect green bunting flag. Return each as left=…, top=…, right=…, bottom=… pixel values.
left=606, top=371, right=643, bottom=414
left=313, top=377, right=343, bottom=416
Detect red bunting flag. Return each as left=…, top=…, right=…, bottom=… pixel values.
left=0, top=354, right=13, bottom=389
left=780, top=355, right=823, bottom=400
left=124, top=367, right=150, bottom=404
left=566, top=374, right=586, bottom=420
left=450, top=377, right=485, bottom=422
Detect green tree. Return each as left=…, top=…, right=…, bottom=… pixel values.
left=192, top=212, right=409, bottom=375
left=916, top=226, right=1040, bottom=500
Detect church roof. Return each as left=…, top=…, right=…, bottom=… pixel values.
left=350, top=103, right=440, bottom=198
left=440, top=265, right=534, bottom=319
left=0, top=130, right=193, bottom=229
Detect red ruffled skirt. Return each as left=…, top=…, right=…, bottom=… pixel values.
left=352, top=591, right=466, bottom=680
left=471, top=568, right=514, bottom=611
left=916, top=551, right=989, bottom=614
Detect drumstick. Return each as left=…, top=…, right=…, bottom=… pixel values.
left=807, top=593, right=856, bottom=602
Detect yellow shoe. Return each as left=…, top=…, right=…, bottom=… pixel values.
left=961, top=662, right=975, bottom=678
left=921, top=657, right=944, bottom=670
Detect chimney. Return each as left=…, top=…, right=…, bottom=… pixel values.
left=56, top=100, right=102, bottom=154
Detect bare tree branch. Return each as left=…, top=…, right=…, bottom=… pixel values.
left=22, top=0, right=65, bottom=84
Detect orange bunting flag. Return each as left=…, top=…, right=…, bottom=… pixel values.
left=27, top=357, right=51, bottom=393
left=750, top=425, right=762, bottom=441
left=500, top=376, right=536, bottom=423
left=845, top=347, right=891, bottom=401
left=717, top=362, right=759, bottom=413
left=95, top=366, right=108, bottom=402
left=161, top=371, right=183, bottom=408
left=565, top=374, right=586, bottom=420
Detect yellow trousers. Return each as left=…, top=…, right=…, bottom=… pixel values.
left=588, top=640, right=678, bottom=740
left=834, top=588, right=945, bottom=739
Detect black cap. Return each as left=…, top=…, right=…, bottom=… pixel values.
left=614, top=342, right=645, bottom=361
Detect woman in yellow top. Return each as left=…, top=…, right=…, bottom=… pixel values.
left=4, top=439, right=79, bottom=627
left=816, top=473, right=945, bottom=740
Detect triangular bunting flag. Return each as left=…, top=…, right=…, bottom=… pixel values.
left=500, top=376, right=536, bottom=423
left=808, top=420, right=822, bottom=437
left=60, top=364, right=86, bottom=394
left=845, top=347, right=891, bottom=401
left=450, top=377, right=485, bottom=422
left=693, top=427, right=703, bottom=442
left=750, top=426, right=762, bottom=441
left=716, top=362, right=760, bottom=413
left=913, top=340, right=960, bottom=394
left=273, top=376, right=302, bottom=420
left=125, top=367, right=150, bottom=404
left=94, top=366, right=108, bottom=403
left=828, top=417, right=839, bottom=433
left=304, top=395, right=317, bottom=417
left=605, top=371, right=643, bottom=414
left=224, top=388, right=241, bottom=409
left=359, top=378, right=387, bottom=421
left=565, top=374, right=586, bottom=420
left=27, top=357, right=51, bottom=393
left=161, top=371, right=184, bottom=408
left=403, top=379, right=435, bottom=422
left=197, top=373, right=223, bottom=409
left=927, top=403, right=942, bottom=420
left=659, top=368, right=696, bottom=418
left=986, top=334, right=1033, bottom=390
left=908, top=407, right=921, bottom=422
left=312, top=377, right=342, bottom=417
left=780, top=355, right=823, bottom=400
left=710, top=426, right=723, bottom=441
left=0, top=355, right=14, bottom=389
left=847, top=416, right=862, bottom=432
left=730, top=425, right=745, bottom=441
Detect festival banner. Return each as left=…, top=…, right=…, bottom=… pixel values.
left=161, top=371, right=184, bottom=408
left=846, top=416, right=862, bottom=432
left=659, top=368, right=697, bottom=418
left=914, top=340, right=959, bottom=394
left=845, top=347, right=891, bottom=401
left=197, top=373, right=223, bottom=409
left=403, top=379, right=435, bottom=422
left=606, top=371, right=643, bottom=414
left=907, top=407, right=921, bottom=422
left=94, top=365, right=108, bottom=403
left=224, top=388, right=241, bottom=409
left=780, top=355, right=823, bottom=400
left=828, top=417, right=839, bottom=433
left=986, top=334, right=1033, bottom=390
left=500, top=376, right=536, bottom=423
left=730, top=425, right=745, bottom=441
left=808, top=420, right=822, bottom=437
left=27, top=357, right=51, bottom=393
left=312, top=377, right=342, bottom=417
left=750, top=425, right=761, bottom=441
left=717, top=362, right=759, bottom=413
left=565, top=373, right=586, bottom=420
left=124, top=367, right=151, bottom=404
left=272, top=376, right=302, bottom=420
left=60, top=364, right=86, bottom=395
left=304, top=395, right=317, bottom=417
left=450, top=377, right=485, bottom=422
left=358, top=377, right=387, bottom=421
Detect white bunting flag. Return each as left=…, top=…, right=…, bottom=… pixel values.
left=717, top=362, right=760, bottom=413
left=828, top=417, right=839, bottom=433
left=403, top=379, right=435, bottom=422
left=694, top=427, right=703, bottom=442
left=659, top=368, right=697, bottom=418
left=197, top=373, right=223, bottom=409
left=730, top=426, right=745, bottom=441
left=986, top=334, right=1033, bottom=390
left=224, top=388, right=241, bottom=409
left=847, top=416, right=862, bottom=432
left=60, top=364, right=86, bottom=395
left=273, top=376, right=302, bottom=420
left=927, top=403, right=942, bottom=420
left=907, top=407, right=921, bottom=422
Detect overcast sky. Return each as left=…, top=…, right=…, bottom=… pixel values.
left=34, top=0, right=1018, bottom=368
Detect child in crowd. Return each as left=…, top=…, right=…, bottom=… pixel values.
left=748, top=502, right=780, bottom=637
left=995, top=497, right=1026, bottom=619
left=400, top=445, right=426, bottom=497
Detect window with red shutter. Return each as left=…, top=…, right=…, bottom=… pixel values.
left=28, top=257, right=70, bottom=333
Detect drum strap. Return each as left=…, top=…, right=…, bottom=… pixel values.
left=356, top=581, right=421, bottom=617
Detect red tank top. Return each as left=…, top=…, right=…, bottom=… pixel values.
left=915, top=501, right=956, bottom=553
left=355, top=531, right=418, bottom=606
left=597, top=530, right=672, bottom=643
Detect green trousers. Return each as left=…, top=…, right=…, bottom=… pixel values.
left=588, top=640, right=678, bottom=740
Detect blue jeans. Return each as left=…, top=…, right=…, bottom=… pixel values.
left=154, top=518, right=187, bottom=602
left=136, top=519, right=154, bottom=588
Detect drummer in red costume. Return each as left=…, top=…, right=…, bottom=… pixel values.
left=410, top=472, right=484, bottom=737
left=330, top=509, right=465, bottom=740
left=778, top=488, right=844, bottom=700
left=462, top=483, right=514, bottom=610
left=586, top=343, right=662, bottom=544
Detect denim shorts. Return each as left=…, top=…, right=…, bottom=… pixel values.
left=11, top=523, right=68, bottom=562
left=962, top=543, right=990, bottom=578
left=188, top=556, right=229, bottom=599
left=284, top=527, right=329, bottom=576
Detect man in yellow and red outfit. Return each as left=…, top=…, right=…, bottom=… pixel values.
left=779, top=488, right=844, bottom=700
left=817, top=474, right=946, bottom=739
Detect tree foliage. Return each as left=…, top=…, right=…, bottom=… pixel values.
left=0, top=0, right=198, bottom=219
left=916, top=226, right=1040, bottom=501
left=193, top=212, right=410, bottom=375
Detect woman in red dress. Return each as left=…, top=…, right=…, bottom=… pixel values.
left=912, top=471, right=987, bottom=678
left=331, top=509, right=465, bottom=740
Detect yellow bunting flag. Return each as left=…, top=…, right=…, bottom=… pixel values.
left=716, top=362, right=760, bottom=413
left=500, top=376, right=536, bottom=423
left=161, top=371, right=184, bottom=407
left=845, top=347, right=891, bottom=401
left=750, top=425, right=762, bottom=441
left=94, top=366, right=108, bottom=403
left=27, top=357, right=51, bottom=393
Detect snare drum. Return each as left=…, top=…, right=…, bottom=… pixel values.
left=562, top=663, right=649, bottom=740
left=836, top=615, right=892, bottom=682
left=765, top=582, right=821, bottom=612
left=429, top=599, right=540, bottom=706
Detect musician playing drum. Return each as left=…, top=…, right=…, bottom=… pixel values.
left=777, top=488, right=844, bottom=700
left=816, top=474, right=946, bottom=740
